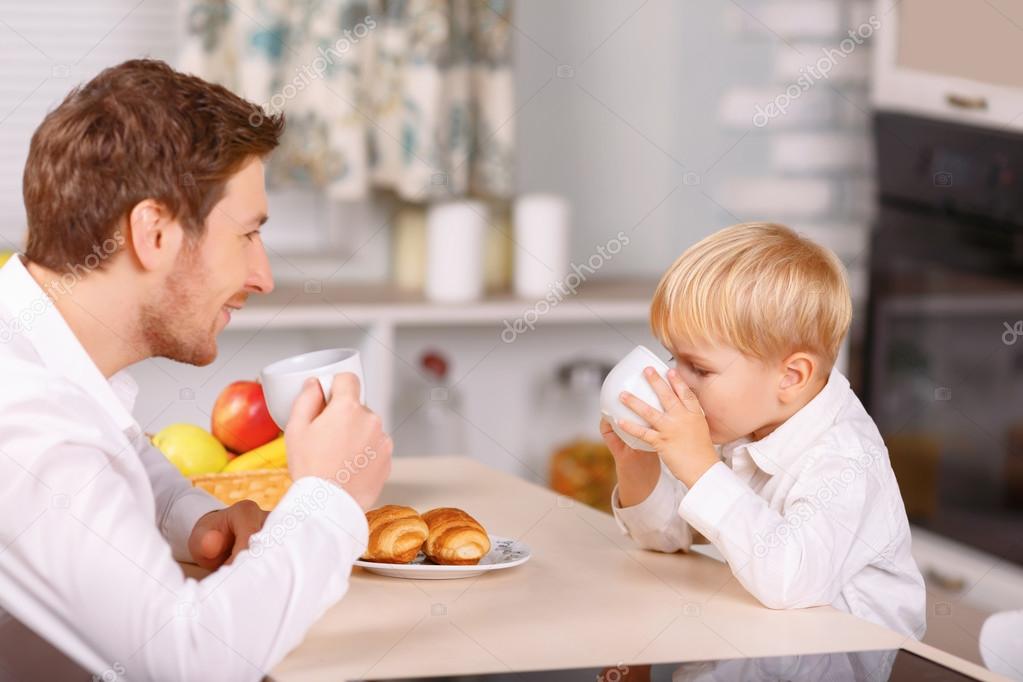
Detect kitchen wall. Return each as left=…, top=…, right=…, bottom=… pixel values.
left=512, top=0, right=876, bottom=294
left=0, top=0, right=882, bottom=480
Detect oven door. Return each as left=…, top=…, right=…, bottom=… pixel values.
left=863, top=203, right=1023, bottom=564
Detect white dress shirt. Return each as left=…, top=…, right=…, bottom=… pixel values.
left=612, top=368, right=927, bottom=640
left=0, top=254, right=369, bottom=681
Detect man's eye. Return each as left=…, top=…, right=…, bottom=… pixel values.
left=245, top=231, right=260, bottom=242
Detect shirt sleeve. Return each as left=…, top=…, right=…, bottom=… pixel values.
left=0, top=431, right=368, bottom=682
left=678, top=458, right=871, bottom=610
left=135, top=433, right=225, bottom=563
left=611, top=461, right=693, bottom=553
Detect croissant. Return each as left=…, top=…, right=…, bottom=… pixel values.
left=362, top=505, right=429, bottom=564
left=421, top=507, right=491, bottom=565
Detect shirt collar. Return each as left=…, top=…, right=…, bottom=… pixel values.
left=727, top=367, right=850, bottom=477
left=0, top=254, right=140, bottom=434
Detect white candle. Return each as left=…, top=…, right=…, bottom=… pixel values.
left=513, top=194, right=571, bottom=299
left=425, top=200, right=488, bottom=303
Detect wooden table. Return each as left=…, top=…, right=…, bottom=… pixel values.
left=268, top=456, right=1003, bottom=681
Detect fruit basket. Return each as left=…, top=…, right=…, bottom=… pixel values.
left=189, top=469, right=292, bottom=510
left=148, top=379, right=293, bottom=511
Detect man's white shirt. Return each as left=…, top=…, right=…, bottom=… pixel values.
left=0, top=254, right=369, bottom=680
left=612, top=367, right=927, bottom=640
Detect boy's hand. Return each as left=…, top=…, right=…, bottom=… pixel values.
left=599, top=417, right=661, bottom=508
left=617, top=367, right=719, bottom=488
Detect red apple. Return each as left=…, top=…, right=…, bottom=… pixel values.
left=211, top=380, right=280, bottom=454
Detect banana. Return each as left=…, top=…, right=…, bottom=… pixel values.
left=222, top=435, right=287, bottom=472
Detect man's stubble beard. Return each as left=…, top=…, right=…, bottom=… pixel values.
left=139, top=244, right=218, bottom=367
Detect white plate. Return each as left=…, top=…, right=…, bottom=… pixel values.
left=354, top=536, right=531, bottom=580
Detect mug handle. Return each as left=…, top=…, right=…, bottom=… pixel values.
left=316, top=375, right=334, bottom=403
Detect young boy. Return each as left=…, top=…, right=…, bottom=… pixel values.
left=602, top=222, right=926, bottom=639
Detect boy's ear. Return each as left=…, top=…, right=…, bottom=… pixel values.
left=777, top=352, right=817, bottom=404
left=127, top=198, right=184, bottom=273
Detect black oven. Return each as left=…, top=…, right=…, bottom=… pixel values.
left=862, top=112, right=1023, bottom=565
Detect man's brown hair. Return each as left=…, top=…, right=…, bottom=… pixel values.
left=23, top=58, right=284, bottom=273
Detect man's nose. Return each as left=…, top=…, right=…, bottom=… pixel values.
left=247, top=242, right=275, bottom=294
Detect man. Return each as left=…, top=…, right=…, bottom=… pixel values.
left=0, top=59, right=392, bottom=680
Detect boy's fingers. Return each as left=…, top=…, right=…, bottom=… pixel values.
left=619, top=391, right=664, bottom=427
left=644, top=367, right=680, bottom=410
left=617, top=418, right=657, bottom=446
left=667, top=369, right=705, bottom=416
left=599, top=418, right=625, bottom=448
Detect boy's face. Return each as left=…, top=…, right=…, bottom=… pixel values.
left=665, top=336, right=785, bottom=444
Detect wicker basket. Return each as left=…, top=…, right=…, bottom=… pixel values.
left=190, top=469, right=292, bottom=510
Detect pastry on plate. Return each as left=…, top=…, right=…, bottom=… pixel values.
left=421, top=507, right=491, bottom=566
left=362, top=505, right=429, bottom=564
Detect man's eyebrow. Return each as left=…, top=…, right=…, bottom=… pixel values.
left=251, top=214, right=268, bottom=227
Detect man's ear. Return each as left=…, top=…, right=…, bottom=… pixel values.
left=777, top=352, right=817, bottom=404
left=127, top=199, right=183, bottom=272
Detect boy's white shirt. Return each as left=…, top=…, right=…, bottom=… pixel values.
left=0, top=254, right=369, bottom=680
left=612, top=367, right=927, bottom=640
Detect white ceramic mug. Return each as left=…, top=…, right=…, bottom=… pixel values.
left=260, top=348, right=365, bottom=430
left=599, top=345, right=672, bottom=451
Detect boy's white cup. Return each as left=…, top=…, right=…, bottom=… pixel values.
left=260, top=348, right=365, bottom=430
left=599, top=345, right=672, bottom=452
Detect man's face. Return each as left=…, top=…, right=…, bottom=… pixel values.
left=141, top=156, right=274, bottom=366
left=665, top=336, right=783, bottom=444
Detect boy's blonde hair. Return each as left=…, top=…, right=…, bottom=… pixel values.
left=651, top=222, right=852, bottom=370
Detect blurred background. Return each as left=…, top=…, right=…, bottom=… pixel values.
left=0, top=0, right=1021, bottom=669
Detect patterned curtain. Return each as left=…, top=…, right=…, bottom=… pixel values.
left=180, top=0, right=515, bottom=202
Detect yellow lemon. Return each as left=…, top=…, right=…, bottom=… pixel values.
left=0, top=251, right=12, bottom=268
left=152, top=423, right=229, bottom=476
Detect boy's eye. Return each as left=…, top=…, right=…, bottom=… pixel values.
left=244, top=230, right=260, bottom=242
left=689, top=362, right=709, bottom=377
